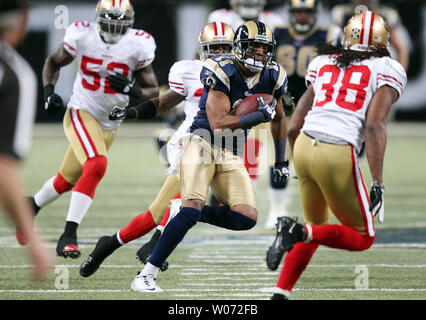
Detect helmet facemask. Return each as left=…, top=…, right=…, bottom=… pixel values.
left=233, top=38, right=276, bottom=73
left=289, top=0, right=317, bottom=34
left=230, top=0, right=266, bottom=20
left=96, top=8, right=134, bottom=44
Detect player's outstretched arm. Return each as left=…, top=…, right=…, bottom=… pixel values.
left=109, top=89, right=185, bottom=120
left=287, top=85, right=315, bottom=151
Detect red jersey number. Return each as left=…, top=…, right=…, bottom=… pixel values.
left=81, top=55, right=130, bottom=94
left=314, top=64, right=371, bottom=111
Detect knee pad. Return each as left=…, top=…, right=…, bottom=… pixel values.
left=53, top=173, right=74, bottom=194
left=73, top=156, right=107, bottom=198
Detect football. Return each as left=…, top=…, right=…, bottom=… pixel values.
left=233, top=93, right=274, bottom=116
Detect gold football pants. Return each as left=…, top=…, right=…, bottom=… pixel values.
left=180, top=135, right=257, bottom=210
left=293, top=132, right=375, bottom=236
left=59, top=108, right=116, bottom=184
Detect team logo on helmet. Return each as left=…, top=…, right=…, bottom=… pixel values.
left=343, top=10, right=390, bottom=51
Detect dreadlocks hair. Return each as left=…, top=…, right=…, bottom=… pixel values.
left=316, top=42, right=391, bottom=68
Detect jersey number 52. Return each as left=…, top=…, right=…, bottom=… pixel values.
left=81, top=55, right=130, bottom=94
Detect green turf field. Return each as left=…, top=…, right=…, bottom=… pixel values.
left=0, top=122, right=425, bottom=300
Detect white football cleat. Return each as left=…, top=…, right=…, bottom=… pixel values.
left=131, top=272, right=163, bottom=293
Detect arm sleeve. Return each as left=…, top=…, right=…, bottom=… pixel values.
left=376, top=58, right=407, bottom=99
left=200, top=59, right=230, bottom=96
left=63, top=22, right=88, bottom=57
left=305, top=57, right=320, bottom=87
left=135, top=31, right=157, bottom=71
left=168, top=61, right=187, bottom=96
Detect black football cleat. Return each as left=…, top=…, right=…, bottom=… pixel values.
left=136, top=229, right=169, bottom=272
left=56, top=233, right=81, bottom=259
left=271, top=293, right=289, bottom=300
left=266, top=216, right=306, bottom=271
left=80, top=235, right=120, bottom=277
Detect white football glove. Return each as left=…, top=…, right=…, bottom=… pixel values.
left=257, top=96, right=277, bottom=121
left=369, top=182, right=385, bottom=223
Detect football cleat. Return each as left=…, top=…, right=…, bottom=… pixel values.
left=266, top=216, right=306, bottom=271
left=56, top=233, right=81, bottom=259
left=131, top=272, right=163, bottom=292
left=136, top=230, right=169, bottom=272
left=79, top=236, right=117, bottom=277
left=271, top=293, right=289, bottom=300
left=16, top=197, right=40, bottom=246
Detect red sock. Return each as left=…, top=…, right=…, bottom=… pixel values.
left=276, top=242, right=319, bottom=292
left=53, top=172, right=74, bottom=194
left=118, top=210, right=157, bottom=244
left=159, top=192, right=181, bottom=227
left=311, top=224, right=374, bottom=251
left=243, top=138, right=261, bottom=180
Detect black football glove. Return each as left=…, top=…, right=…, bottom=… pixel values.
left=369, top=182, right=385, bottom=223
left=108, top=106, right=137, bottom=121
left=108, top=73, right=142, bottom=99
left=257, top=96, right=277, bottom=122
left=44, top=84, right=65, bottom=114
left=282, top=91, right=296, bottom=115
left=272, top=160, right=290, bottom=187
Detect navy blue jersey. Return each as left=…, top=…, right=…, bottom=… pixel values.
left=190, top=55, right=287, bottom=155
left=274, top=25, right=342, bottom=102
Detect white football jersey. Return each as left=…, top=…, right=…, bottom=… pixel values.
left=166, top=59, right=204, bottom=174
left=63, top=21, right=156, bottom=130
left=303, top=54, right=407, bottom=153
left=207, top=9, right=284, bottom=31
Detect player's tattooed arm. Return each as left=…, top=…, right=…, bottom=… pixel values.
left=42, top=44, right=74, bottom=87
left=287, top=84, right=314, bottom=151
left=133, top=64, right=160, bottom=102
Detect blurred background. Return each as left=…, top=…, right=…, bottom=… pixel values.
left=18, top=0, right=426, bottom=122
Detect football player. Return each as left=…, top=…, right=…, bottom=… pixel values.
left=207, top=0, right=288, bottom=212
left=131, top=20, right=290, bottom=292
left=79, top=22, right=235, bottom=277
left=331, top=0, right=410, bottom=71
left=267, top=11, right=407, bottom=299
left=264, top=0, right=342, bottom=229
left=16, top=0, right=159, bottom=259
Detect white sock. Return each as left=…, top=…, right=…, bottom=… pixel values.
left=268, top=186, right=288, bottom=215
left=34, top=176, right=61, bottom=207
left=251, top=178, right=258, bottom=190
left=66, top=191, right=92, bottom=224
left=141, top=262, right=160, bottom=278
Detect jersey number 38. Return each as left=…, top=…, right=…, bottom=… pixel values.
left=314, top=64, right=371, bottom=112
